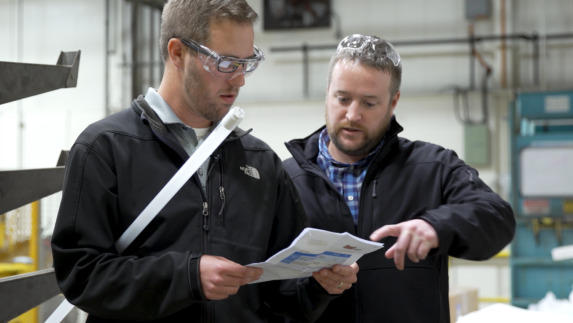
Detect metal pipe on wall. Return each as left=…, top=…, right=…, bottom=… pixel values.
left=270, top=32, right=573, bottom=98
left=105, top=0, right=111, bottom=116
left=500, top=0, right=507, bottom=88
left=131, top=1, right=139, bottom=100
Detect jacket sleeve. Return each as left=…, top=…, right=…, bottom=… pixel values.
left=51, top=139, right=204, bottom=320
left=420, top=152, right=516, bottom=260
left=259, top=164, right=338, bottom=322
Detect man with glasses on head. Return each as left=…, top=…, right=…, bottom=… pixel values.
left=51, top=1, right=358, bottom=322
left=282, top=34, right=515, bottom=322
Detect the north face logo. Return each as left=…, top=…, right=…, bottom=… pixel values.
left=240, top=165, right=260, bottom=179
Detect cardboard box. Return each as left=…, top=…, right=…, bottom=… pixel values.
left=449, top=287, right=479, bottom=322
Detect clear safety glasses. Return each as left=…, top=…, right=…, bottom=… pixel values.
left=179, top=38, right=265, bottom=79
left=337, top=34, right=401, bottom=66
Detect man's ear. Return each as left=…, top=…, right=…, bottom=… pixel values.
left=390, top=90, right=400, bottom=114
left=167, top=38, right=186, bottom=69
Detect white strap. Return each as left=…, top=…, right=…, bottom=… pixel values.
left=45, top=299, right=74, bottom=323
left=46, top=106, right=245, bottom=322
left=116, top=106, right=244, bottom=253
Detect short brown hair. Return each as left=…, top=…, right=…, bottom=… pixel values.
left=159, top=0, right=258, bottom=61
left=327, top=36, right=402, bottom=99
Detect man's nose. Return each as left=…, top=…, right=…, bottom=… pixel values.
left=227, top=65, right=246, bottom=86
left=346, top=102, right=361, bottom=122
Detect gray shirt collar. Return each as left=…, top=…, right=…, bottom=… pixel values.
left=144, top=87, right=184, bottom=125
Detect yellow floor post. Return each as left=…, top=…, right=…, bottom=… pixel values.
left=9, top=201, right=40, bottom=323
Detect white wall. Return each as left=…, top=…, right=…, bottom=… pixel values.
left=240, top=0, right=573, bottom=102
left=0, top=0, right=106, bottom=170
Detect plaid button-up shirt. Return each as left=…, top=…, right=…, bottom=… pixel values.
left=317, top=129, right=383, bottom=225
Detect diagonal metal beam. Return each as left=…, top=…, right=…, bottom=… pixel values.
left=0, top=166, right=65, bottom=215
left=0, top=268, right=60, bottom=322
left=0, top=50, right=81, bottom=105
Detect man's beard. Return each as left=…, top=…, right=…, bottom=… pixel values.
left=183, top=63, right=231, bottom=123
left=326, top=112, right=392, bottom=159
left=329, top=124, right=382, bottom=158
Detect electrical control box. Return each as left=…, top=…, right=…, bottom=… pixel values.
left=509, top=90, right=573, bottom=308
left=465, top=0, right=491, bottom=21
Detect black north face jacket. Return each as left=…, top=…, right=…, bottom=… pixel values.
left=283, top=116, right=515, bottom=323
left=52, top=96, right=334, bottom=322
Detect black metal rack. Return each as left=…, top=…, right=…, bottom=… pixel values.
left=0, top=51, right=80, bottom=323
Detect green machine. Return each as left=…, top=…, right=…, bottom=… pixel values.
left=509, top=90, right=573, bottom=307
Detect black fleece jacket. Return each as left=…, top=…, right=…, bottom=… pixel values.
left=283, top=116, right=515, bottom=323
left=52, top=96, right=334, bottom=322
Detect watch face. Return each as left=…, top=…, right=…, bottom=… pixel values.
left=264, top=0, right=331, bottom=30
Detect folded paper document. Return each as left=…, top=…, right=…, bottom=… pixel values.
left=248, top=228, right=384, bottom=283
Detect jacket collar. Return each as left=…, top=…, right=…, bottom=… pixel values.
left=130, top=95, right=251, bottom=141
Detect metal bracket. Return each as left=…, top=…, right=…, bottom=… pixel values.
left=0, top=50, right=81, bottom=105
left=0, top=268, right=60, bottom=322
left=0, top=150, right=68, bottom=215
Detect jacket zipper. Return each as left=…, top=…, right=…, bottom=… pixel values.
left=218, top=186, right=226, bottom=218
left=201, top=153, right=219, bottom=254
left=372, top=179, right=378, bottom=198
left=201, top=157, right=212, bottom=256
left=202, top=201, right=209, bottom=231
left=216, top=152, right=226, bottom=226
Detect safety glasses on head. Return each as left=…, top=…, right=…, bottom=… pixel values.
left=337, top=34, right=401, bottom=66
left=179, top=38, right=265, bottom=79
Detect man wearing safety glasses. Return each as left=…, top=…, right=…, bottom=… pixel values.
left=283, top=34, right=515, bottom=322
left=51, top=1, right=358, bottom=322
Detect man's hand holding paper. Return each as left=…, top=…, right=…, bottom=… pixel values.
left=247, top=228, right=383, bottom=294
left=312, top=263, right=359, bottom=294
